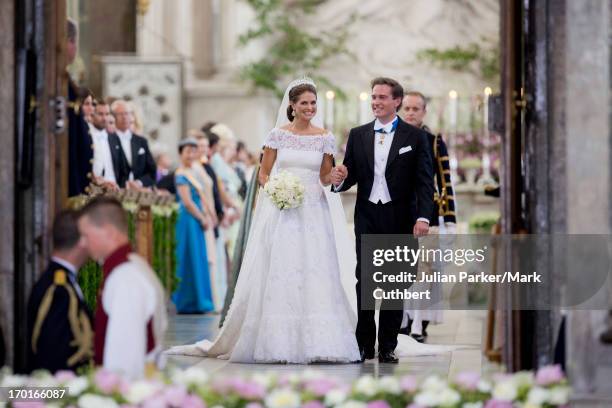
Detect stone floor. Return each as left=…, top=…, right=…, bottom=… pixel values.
left=163, top=310, right=490, bottom=382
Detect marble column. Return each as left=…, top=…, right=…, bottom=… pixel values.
left=192, top=0, right=216, bottom=79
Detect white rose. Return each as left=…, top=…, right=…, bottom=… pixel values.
left=354, top=375, right=377, bottom=396
left=325, top=389, right=348, bottom=405
left=30, top=375, right=59, bottom=388
left=438, top=387, right=461, bottom=406
left=492, top=380, right=518, bottom=401
left=527, top=386, right=550, bottom=406
left=265, top=389, right=301, bottom=408
left=477, top=380, right=492, bottom=393
left=378, top=376, right=401, bottom=394
left=126, top=381, right=159, bottom=404
left=0, top=374, right=29, bottom=387
left=512, top=372, right=535, bottom=388
left=421, top=375, right=447, bottom=392
left=77, top=393, right=119, bottom=408
left=548, top=386, right=570, bottom=405
left=67, top=376, right=89, bottom=396
left=414, top=390, right=441, bottom=406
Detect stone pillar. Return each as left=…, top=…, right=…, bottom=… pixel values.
left=0, top=0, right=15, bottom=367
left=192, top=0, right=216, bottom=79
left=218, top=0, right=237, bottom=75
left=561, top=0, right=610, bottom=394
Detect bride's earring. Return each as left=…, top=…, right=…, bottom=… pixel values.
left=292, top=110, right=296, bottom=117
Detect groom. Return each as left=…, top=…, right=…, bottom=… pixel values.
left=332, top=77, right=434, bottom=363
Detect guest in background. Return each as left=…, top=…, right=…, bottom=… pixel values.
left=111, top=100, right=157, bottom=188
left=236, top=141, right=256, bottom=183
left=153, top=145, right=173, bottom=184
left=209, top=123, right=243, bottom=259
left=233, top=141, right=249, bottom=200
left=66, top=18, right=93, bottom=197
left=128, top=102, right=145, bottom=135
left=77, top=197, right=167, bottom=379
left=79, top=89, right=95, bottom=125
left=27, top=210, right=93, bottom=373
left=188, top=130, right=224, bottom=309
left=173, top=138, right=215, bottom=314
left=90, top=99, right=128, bottom=190
left=106, top=113, right=116, bottom=134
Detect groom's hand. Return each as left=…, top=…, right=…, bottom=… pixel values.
left=331, top=165, right=348, bottom=186
left=413, top=220, right=429, bottom=237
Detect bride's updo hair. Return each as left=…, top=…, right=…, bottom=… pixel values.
left=286, top=83, right=317, bottom=122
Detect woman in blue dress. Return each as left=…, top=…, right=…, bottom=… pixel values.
left=173, top=138, right=215, bottom=313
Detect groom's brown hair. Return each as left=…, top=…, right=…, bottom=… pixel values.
left=371, top=77, right=404, bottom=111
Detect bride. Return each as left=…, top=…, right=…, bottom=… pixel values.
left=166, top=78, right=457, bottom=363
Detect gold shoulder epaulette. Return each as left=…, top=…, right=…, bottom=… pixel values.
left=54, top=269, right=67, bottom=285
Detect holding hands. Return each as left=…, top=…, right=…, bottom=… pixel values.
left=331, top=165, right=348, bottom=186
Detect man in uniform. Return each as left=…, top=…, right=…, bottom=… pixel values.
left=27, top=210, right=93, bottom=373
left=400, top=91, right=457, bottom=342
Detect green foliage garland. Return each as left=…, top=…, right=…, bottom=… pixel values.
left=239, top=0, right=357, bottom=98
left=75, top=200, right=178, bottom=311
left=417, top=40, right=500, bottom=83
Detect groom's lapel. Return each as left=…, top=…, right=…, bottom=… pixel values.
left=363, top=121, right=375, bottom=173
left=385, top=119, right=408, bottom=172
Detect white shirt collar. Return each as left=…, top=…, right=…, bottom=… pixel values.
left=374, top=115, right=399, bottom=133
left=116, top=129, right=132, bottom=139
left=51, top=256, right=77, bottom=275
left=91, top=126, right=107, bottom=138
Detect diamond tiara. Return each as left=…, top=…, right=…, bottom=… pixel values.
left=287, top=76, right=316, bottom=91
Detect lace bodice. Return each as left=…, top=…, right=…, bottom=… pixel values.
left=264, top=128, right=337, bottom=202
left=264, top=128, right=336, bottom=156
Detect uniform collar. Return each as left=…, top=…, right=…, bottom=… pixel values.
left=51, top=256, right=77, bottom=275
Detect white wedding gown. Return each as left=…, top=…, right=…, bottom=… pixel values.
left=166, top=129, right=459, bottom=363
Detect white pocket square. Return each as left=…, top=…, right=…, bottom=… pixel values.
left=399, top=145, right=413, bottom=154
left=138, top=147, right=146, bottom=155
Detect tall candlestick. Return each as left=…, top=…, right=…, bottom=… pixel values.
left=448, top=90, right=459, bottom=182
left=325, top=90, right=335, bottom=130
left=480, top=86, right=494, bottom=184
left=359, top=91, right=370, bottom=124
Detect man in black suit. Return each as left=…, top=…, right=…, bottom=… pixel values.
left=27, top=210, right=93, bottom=373
left=111, top=100, right=157, bottom=187
left=333, top=77, right=434, bottom=363
left=90, top=99, right=130, bottom=189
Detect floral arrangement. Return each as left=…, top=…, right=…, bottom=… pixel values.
left=0, top=365, right=570, bottom=408
left=264, top=171, right=305, bottom=210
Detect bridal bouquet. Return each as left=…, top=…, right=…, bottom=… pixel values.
left=264, top=170, right=305, bottom=210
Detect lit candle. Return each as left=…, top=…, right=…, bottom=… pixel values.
left=481, top=87, right=493, bottom=183
left=448, top=90, right=459, bottom=176
left=448, top=90, right=458, bottom=129
left=326, top=90, right=335, bottom=130
left=359, top=91, right=370, bottom=124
